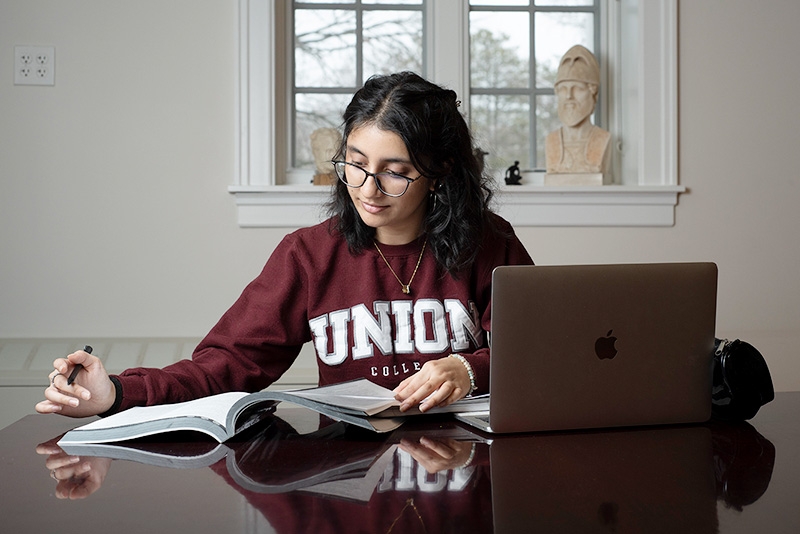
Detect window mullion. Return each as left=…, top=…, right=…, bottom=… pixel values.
left=427, top=0, right=469, bottom=108
left=356, top=2, right=363, bottom=86
left=528, top=6, right=542, bottom=168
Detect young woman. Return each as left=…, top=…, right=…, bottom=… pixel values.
left=36, top=72, right=533, bottom=419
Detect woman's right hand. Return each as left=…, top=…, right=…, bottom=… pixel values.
left=35, top=348, right=117, bottom=418
left=398, top=437, right=475, bottom=474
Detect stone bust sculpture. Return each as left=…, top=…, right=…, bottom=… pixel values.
left=545, top=45, right=610, bottom=177
left=310, top=127, right=342, bottom=184
left=311, top=128, right=342, bottom=174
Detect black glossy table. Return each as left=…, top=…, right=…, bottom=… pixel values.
left=1, top=393, right=798, bottom=533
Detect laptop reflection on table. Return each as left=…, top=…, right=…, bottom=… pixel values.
left=489, top=425, right=718, bottom=533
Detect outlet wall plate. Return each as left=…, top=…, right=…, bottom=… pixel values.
left=15, top=46, right=55, bottom=86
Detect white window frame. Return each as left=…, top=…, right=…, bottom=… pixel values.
left=230, top=0, right=682, bottom=228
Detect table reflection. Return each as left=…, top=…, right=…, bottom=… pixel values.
left=213, top=416, right=491, bottom=533
left=490, top=421, right=773, bottom=533
left=38, top=409, right=774, bottom=534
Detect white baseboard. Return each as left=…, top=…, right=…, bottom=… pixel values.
left=0, top=338, right=318, bottom=388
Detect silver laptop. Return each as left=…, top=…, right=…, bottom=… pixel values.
left=457, top=263, right=717, bottom=433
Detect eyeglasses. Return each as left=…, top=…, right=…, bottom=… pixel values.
left=332, top=160, right=421, bottom=198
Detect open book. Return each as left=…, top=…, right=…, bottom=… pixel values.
left=57, top=378, right=490, bottom=444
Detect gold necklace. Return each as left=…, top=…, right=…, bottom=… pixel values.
left=386, top=498, right=426, bottom=534
left=373, top=238, right=427, bottom=295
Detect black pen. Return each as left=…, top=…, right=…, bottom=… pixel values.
left=67, top=345, right=93, bottom=385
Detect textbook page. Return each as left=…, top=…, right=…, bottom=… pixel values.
left=286, top=379, right=400, bottom=416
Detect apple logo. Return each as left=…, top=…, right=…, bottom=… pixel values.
left=595, top=330, right=618, bottom=360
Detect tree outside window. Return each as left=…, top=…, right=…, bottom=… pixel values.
left=291, top=1, right=599, bottom=178
left=293, top=1, right=424, bottom=169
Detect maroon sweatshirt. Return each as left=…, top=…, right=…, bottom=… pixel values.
left=112, top=214, right=533, bottom=411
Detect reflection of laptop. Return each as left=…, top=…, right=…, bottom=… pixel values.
left=490, top=426, right=717, bottom=532
left=457, top=263, right=717, bottom=433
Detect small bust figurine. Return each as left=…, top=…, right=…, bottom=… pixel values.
left=504, top=161, right=522, bottom=185
left=545, top=45, right=610, bottom=177
left=310, top=128, right=342, bottom=185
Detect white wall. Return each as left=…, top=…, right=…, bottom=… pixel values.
left=1, top=0, right=284, bottom=340
left=2, top=0, right=799, bottom=396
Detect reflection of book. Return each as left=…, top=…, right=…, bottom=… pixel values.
left=60, top=436, right=231, bottom=469
left=225, top=426, right=397, bottom=503
left=58, top=378, right=490, bottom=445
left=57, top=409, right=493, bottom=503
left=295, top=445, right=397, bottom=502
left=60, top=414, right=400, bottom=503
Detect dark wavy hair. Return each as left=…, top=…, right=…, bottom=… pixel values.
left=326, top=72, right=497, bottom=276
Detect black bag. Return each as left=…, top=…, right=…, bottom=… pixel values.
left=712, top=338, right=774, bottom=421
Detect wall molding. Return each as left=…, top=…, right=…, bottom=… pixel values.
left=0, top=338, right=318, bottom=388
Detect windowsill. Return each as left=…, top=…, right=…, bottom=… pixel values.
left=228, top=184, right=686, bottom=228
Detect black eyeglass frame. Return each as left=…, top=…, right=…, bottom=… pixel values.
left=331, top=160, right=422, bottom=198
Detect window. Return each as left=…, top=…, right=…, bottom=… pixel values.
left=232, top=0, right=682, bottom=227
left=469, top=0, right=601, bottom=173
left=291, top=1, right=425, bottom=174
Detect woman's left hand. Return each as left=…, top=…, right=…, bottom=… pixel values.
left=393, top=355, right=471, bottom=412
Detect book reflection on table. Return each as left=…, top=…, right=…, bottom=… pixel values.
left=57, top=407, right=488, bottom=503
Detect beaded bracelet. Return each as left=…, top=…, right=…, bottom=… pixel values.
left=449, top=353, right=476, bottom=396
left=460, top=443, right=477, bottom=469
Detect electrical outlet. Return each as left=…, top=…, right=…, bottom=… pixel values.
left=15, top=46, right=55, bottom=86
